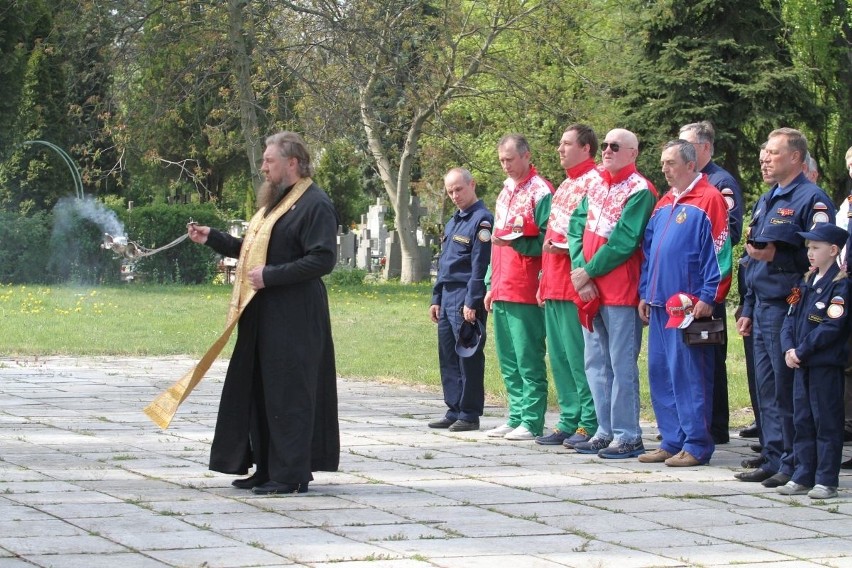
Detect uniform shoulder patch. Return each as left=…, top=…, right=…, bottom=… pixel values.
left=813, top=211, right=830, bottom=224
left=479, top=220, right=492, bottom=229
left=814, top=202, right=829, bottom=210
left=827, top=304, right=845, bottom=319
left=478, top=228, right=491, bottom=242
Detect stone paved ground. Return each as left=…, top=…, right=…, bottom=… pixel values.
left=0, top=356, right=851, bottom=568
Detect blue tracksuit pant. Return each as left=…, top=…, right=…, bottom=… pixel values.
left=648, top=306, right=715, bottom=462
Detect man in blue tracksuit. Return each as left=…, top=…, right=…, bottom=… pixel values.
left=638, top=139, right=732, bottom=467
left=429, top=167, right=493, bottom=432
left=680, top=121, right=744, bottom=444
left=735, top=128, right=836, bottom=487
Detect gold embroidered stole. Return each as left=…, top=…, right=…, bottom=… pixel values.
left=143, top=178, right=313, bottom=429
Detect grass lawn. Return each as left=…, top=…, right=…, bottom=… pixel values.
left=0, top=281, right=754, bottom=426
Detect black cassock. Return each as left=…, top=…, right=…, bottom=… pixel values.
left=204, top=182, right=340, bottom=483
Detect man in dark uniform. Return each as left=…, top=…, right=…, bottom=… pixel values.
left=188, top=131, right=340, bottom=495
left=735, top=127, right=835, bottom=487
left=429, top=167, right=493, bottom=432
left=679, top=121, right=744, bottom=445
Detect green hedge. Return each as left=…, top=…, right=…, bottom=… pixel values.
left=0, top=211, right=55, bottom=283
left=121, top=202, right=225, bottom=284
left=0, top=201, right=228, bottom=285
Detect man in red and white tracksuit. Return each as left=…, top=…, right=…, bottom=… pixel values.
left=638, top=139, right=732, bottom=467
left=535, top=124, right=600, bottom=447
left=567, top=128, right=657, bottom=459
left=484, top=134, right=554, bottom=441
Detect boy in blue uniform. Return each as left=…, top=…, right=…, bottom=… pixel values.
left=778, top=223, right=850, bottom=499
left=429, top=167, right=493, bottom=432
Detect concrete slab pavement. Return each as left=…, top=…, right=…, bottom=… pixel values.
left=0, top=356, right=850, bottom=567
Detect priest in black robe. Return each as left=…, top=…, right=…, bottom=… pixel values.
left=188, top=131, right=339, bottom=494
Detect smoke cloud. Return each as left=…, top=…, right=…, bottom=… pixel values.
left=52, top=196, right=125, bottom=238
left=49, top=196, right=125, bottom=283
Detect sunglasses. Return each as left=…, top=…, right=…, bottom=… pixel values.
left=601, top=142, right=634, bottom=152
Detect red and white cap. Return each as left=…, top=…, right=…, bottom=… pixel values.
left=494, top=214, right=539, bottom=240
left=665, top=292, right=699, bottom=329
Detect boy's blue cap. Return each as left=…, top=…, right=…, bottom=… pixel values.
left=455, top=319, right=484, bottom=358
left=797, top=222, right=848, bottom=248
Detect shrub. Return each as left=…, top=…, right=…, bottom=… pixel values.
left=121, top=202, right=225, bottom=284
left=324, top=266, right=367, bottom=286
left=0, top=211, right=54, bottom=283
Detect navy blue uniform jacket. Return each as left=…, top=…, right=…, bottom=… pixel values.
left=781, top=263, right=850, bottom=368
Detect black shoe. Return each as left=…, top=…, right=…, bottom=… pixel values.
left=713, top=433, right=730, bottom=445
left=448, top=419, right=479, bottom=432
left=251, top=481, right=309, bottom=495
left=428, top=417, right=455, bottom=429
left=231, top=473, right=269, bottom=489
left=741, top=456, right=766, bottom=469
left=762, top=472, right=791, bottom=488
left=735, top=468, right=774, bottom=483
left=750, top=443, right=762, bottom=453
left=739, top=423, right=759, bottom=438
left=841, top=457, right=852, bottom=470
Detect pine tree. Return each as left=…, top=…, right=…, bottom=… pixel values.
left=619, top=0, right=822, bottom=200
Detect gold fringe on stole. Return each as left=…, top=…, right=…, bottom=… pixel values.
left=144, top=178, right=313, bottom=429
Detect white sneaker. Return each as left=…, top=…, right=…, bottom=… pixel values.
left=808, top=484, right=838, bottom=499
left=776, top=481, right=811, bottom=495
left=504, top=424, right=535, bottom=441
left=485, top=423, right=514, bottom=438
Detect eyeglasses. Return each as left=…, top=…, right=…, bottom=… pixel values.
left=601, top=142, right=633, bottom=152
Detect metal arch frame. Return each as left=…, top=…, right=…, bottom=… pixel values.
left=21, top=140, right=84, bottom=200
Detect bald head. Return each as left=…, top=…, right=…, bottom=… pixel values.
left=444, top=167, right=478, bottom=211
left=601, top=129, right=639, bottom=174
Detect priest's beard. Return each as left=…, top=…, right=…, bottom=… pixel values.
left=257, top=180, right=286, bottom=211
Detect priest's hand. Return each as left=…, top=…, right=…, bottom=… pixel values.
left=248, top=266, right=266, bottom=290
left=187, top=223, right=209, bottom=244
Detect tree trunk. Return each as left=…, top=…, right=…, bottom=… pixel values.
left=394, top=192, right=425, bottom=283
left=359, top=89, right=429, bottom=283
left=228, top=0, right=264, bottom=191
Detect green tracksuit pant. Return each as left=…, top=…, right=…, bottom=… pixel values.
left=492, top=301, right=547, bottom=435
left=544, top=299, right=597, bottom=435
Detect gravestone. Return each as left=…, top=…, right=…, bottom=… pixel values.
left=366, top=198, right=388, bottom=258
left=383, top=231, right=402, bottom=279
left=337, top=226, right=356, bottom=268
left=356, top=224, right=372, bottom=271
left=382, top=195, right=432, bottom=281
